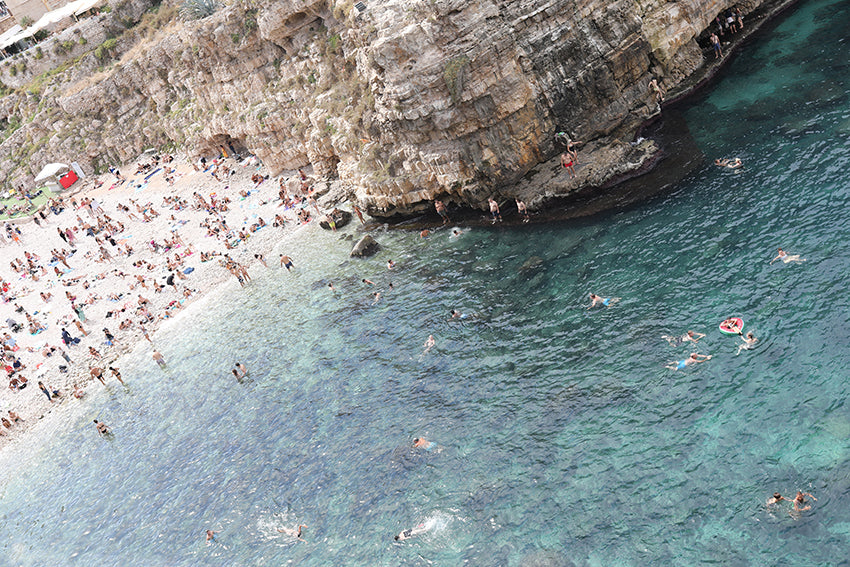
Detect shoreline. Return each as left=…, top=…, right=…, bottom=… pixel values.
left=0, top=154, right=348, bottom=452
left=379, top=0, right=803, bottom=230
left=0, top=0, right=806, bottom=453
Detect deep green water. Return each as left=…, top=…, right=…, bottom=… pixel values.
left=2, top=0, right=850, bottom=564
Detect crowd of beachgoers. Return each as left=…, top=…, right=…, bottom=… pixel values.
left=0, top=151, right=342, bottom=446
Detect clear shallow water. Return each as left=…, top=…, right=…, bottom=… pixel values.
left=2, top=0, right=850, bottom=564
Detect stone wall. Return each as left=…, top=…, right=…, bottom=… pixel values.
left=0, top=0, right=770, bottom=216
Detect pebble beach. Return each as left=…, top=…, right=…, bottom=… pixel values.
left=0, top=154, right=339, bottom=447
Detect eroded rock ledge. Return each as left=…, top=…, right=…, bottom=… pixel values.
left=0, top=0, right=778, bottom=217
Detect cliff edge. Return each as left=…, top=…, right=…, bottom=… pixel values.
left=0, top=0, right=773, bottom=216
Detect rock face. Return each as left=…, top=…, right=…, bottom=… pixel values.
left=350, top=234, right=380, bottom=257
left=0, top=0, right=770, bottom=216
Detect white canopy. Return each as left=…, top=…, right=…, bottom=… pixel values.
left=34, top=162, right=70, bottom=182
left=0, top=24, right=22, bottom=48
left=74, top=0, right=107, bottom=16
left=0, top=0, right=107, bottom=50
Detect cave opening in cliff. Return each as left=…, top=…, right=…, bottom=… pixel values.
left=202, top=134, right=249, bottom=160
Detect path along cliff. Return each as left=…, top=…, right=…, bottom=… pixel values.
left=0, top=0, right=793, bottom=217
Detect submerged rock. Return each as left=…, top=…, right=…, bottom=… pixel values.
left=519, top=256, right=544, bottom=272
left=350, top=235, right=380, bottom=257
left=520, top=550, right=576, bottom=567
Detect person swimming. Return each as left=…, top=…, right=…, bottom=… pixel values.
left=663, top=330, right=705, bottom=346
left=714, top=158, right=743, bottom=169
left=767, top=492, right=787, bottom=506
left=736, top=331, right=758, bottom=355
left=665, top=352, right=711, bottom=370
left=792, top=491, right=816, bottom=512
left=588, top=294, right=619, bottom=309
left=770, top=248, right=806, bottom=264
left=394, top=522, right=430, bottom=541
left=413, top=437, right=434, bottom=451
left=277, top=524, right=307, bottom=541
left=423, top=335, right=435, bottom=354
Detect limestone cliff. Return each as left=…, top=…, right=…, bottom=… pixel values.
left=0, top=0, right=767, bottom=216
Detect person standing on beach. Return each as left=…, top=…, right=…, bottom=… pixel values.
left=280, top=255, right=294, bottom=271
left=108, top=366, right=125, bottom=385
left=90, top=366, right=106, bottom=385
left=152, top=350, right=166, bottom=368
left=93, top=420, right=109, bottom=435
left=254, top=254, right=268, bottom=267
left=103, top=328, right=116, bottom=345
left=38, top=381, right=60, bottom=401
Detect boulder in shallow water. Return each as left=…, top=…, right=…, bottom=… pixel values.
left=350, top=235, right=380, bottom=257
left=320, top=208, right=352, bottom=230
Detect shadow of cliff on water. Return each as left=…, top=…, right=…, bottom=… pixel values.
left=377, top=108, right=706, bottom=232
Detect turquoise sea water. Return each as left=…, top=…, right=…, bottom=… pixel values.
left=2, top=0, right=850, bottom=564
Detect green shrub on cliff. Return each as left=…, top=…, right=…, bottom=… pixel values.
left=180, top=0, right=219, bottom=20
left=443, top=55, right=469, bottom=104
left=94, top=38, right=118, bottom=60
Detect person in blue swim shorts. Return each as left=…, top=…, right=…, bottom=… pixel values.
left=588, top=293, right=620, bottom=309
left=666, top=352, right=711, bottom=370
